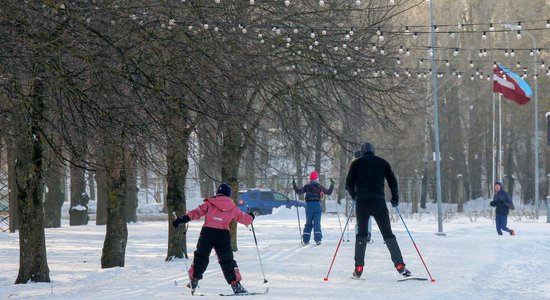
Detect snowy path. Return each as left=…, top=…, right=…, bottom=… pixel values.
left=1, top=210, right=549, bottom=299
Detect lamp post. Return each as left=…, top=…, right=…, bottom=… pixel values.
left=504, top=24, right=540, bottom=218
left=429, top=0, right=444, bottom=235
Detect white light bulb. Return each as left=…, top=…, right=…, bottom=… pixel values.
left=517, top=31, right=521, bottom=39
left=203, top=24, right=209, bottom=29
left=453, top=50, right=459, bottom=56
left=343, top=43, right=347, bottom=48
left=510, top=51, right=515, bottom=57
left=322, top=30, right=327, bottom=35
left=258, top=33, right=262, bottom=38
left=482, top=32, right=487, bottom=40
left=215, top=0, right=220, bottom=3
left=347, top=56, right=351, bottom=61
left=354, top=46, right=359, bottom=51
left=285, top=0, right=290, bottom=6
left=319, top=0, right=324, bottom=6
left=293, top=28, right=298, bottom=34
left=250, top=0, right=254, bottom=4
left=530, top=50, right=534, bottom=57
left=379, top=35, right=384, bottom=41
left=389, top=0, right=395, bottom=4
left=449, top=32, right=455, bottom=38
left=310, top=32, right=316, bottom=38
left=356, top=0, right=361, bottom=5
left=214, top=26, right=219, bottom=32
left=345, top=34, right=350, bottom=40
left=242, top=28, right=247, bottom=33
left=334, top=46, right=338, bottom=51
left=314, top=40, right=319, bottom=46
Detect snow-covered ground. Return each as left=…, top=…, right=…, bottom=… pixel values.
left=1, top=204, right=549, bottom=299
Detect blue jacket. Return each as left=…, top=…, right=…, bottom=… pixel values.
left=490, top=190, right=514, bottom=215
left=293, top=181, right=334, bottom=202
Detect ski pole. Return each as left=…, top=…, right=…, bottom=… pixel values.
left=172, top=212, right=191, bottom=285
left=292, top=176, right=303, bottom=243
left=249, top=219, right=268, bottom=283
left=323, top=201, right=356, bottom=281
left=336, top=198, right=343, bottom=236
left=394, top=206, right=436, bottom=282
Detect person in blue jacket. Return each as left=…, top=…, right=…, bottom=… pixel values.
left=293, top=171, right=334, bottom=246
left=489, top=181, right=515, bottom=236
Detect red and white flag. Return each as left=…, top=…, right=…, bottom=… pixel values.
left=493, top=65, right=531, bottom=105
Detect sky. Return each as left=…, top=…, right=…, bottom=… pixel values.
left=1, top=201, right=549, bottom=300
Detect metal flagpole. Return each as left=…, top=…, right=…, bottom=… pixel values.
left=498, top=93, right=503, bottom=183
left=496, top=92, right=500, bottom=195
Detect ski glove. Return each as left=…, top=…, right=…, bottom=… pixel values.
left=172, top=215, right=191, bottom=228
left=292, top=179, right=297, bottom=187
left=391, top=197, right=399, bottom=207
left=329, top=178, right=335, bottom=185
left=248, top=212, right=255, bottom=220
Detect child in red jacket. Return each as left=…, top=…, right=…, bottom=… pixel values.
left=173, top=183, right=254, bottom=295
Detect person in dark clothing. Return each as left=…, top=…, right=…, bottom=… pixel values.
left=172, top=183, right=254, bottom=295
left=353, top=149, right=373, bottom=243
left=293, top=171, right=334, bottom=245
left=489, top=182, right=515, bottom=236
left=345, top=142, right=410, bottom=279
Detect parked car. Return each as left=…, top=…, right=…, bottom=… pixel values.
left=237, top=188, right=305, bottom=216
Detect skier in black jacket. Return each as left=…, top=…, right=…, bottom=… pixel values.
left=345, top=142, right=410, bottom=279
left=489, top=182, right=515, bottom=236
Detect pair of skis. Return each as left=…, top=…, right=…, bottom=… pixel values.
left=175, top=279, right=269, bottom=296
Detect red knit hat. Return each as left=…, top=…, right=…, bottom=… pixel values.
left=309, top=171, right=319, bottom=181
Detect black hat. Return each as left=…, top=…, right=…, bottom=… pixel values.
left=217, top=183, right=232, bottom=197
left=360, top=142, right=375, bottom=155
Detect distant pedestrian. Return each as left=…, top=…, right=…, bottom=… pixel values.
left=346, top=142, right=411, bottom=279
left=293, top=171, right=334, bottom=246
left=489, top=182, right=515, bottom=236
left=172, top=183, right=254, bottom=295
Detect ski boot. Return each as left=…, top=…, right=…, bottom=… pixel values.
left=315, top=241, right=322, bottom=246
left=352, top=266, right=363, bottom=279
left=231, top=281, right=248, bottom=294
left=187, top=278, right=199, bottom=294
left=396, top=263, right=411, bottom=277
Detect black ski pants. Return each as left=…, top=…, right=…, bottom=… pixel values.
left=354, top=199, right=405, bottom=269
left=190, top=227, right=240, bottom=284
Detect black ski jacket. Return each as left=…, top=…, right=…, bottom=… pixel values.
left=345, top=152, right=398, bottom=202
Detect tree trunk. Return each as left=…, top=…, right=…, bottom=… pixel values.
left=88, top=172, right=96, bottom=202
left=95, top=169, right=108, bottom=225
left=336, top=146, right=349, bottom=202
left=124, top=155, right=138, bottom=223
left=314, top=118, right=322, bottom=173
left=69, top=160, right=89, bottom=226
left=15, top=77, right=50, bottom=283
left=165, top=140, right=189, bottom=260
left=221, top=115, right=245, bottom=252
left=43, top=161, right=65, bottom=228
left=198, top=122, right=217, bottom=198
left=100, top=143, right=128, bottom=269
left=7, top=138, right=18, bottom=233
left=43, top=131, right=65, bottom=228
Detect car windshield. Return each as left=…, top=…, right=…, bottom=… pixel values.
left=273, top=193, right=289, bottom=201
